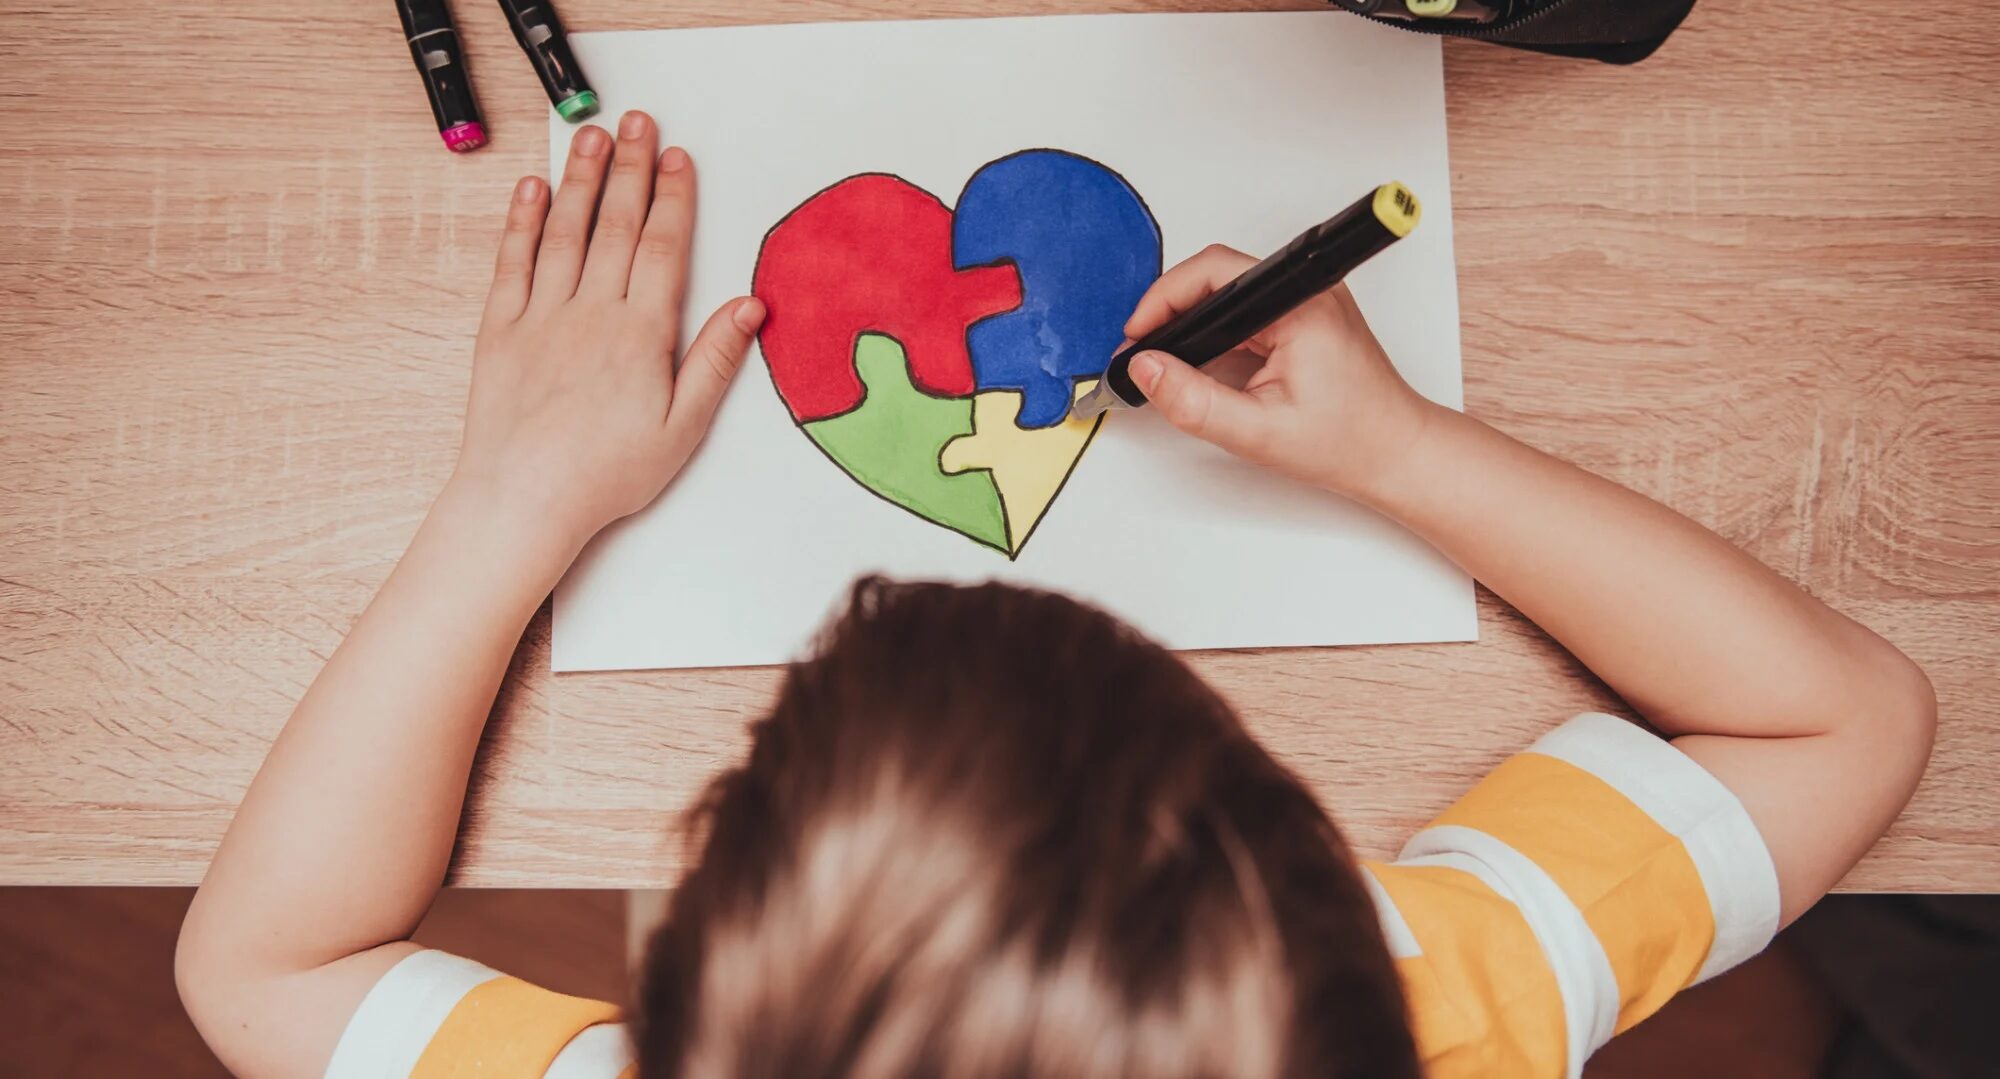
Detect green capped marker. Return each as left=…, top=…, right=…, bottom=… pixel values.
left=497, top=1, right=600, bottom=124
left=555, top=90, right=598, bottom=123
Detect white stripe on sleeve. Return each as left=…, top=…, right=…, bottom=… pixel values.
left=1401, top=826, right=1622, bottom=1078
left=545, top=1021, right=636, bottom=1079
left=1527, top=713, right=1782, bottom=983
left=1360, top=865, right=1423, bottom=960
left=324, top=950, right=500, bottom=1079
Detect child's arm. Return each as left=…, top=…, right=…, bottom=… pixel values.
left=174, top=112, right=763, bottom=1078
left=1123, top=246, right=1935, bottom=926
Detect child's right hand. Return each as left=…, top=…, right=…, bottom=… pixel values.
left=1120, top=244, right=1435, bottom=499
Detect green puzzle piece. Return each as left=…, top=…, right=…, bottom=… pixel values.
left=802, top=334, right=1009, bottom=552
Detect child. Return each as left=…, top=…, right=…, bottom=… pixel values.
left=175, top=111, right=1935, bottom=1078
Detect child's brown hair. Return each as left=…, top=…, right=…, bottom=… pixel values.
left=637, top=577, right=1418, bottom=1078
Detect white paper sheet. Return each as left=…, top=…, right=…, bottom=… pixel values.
left=550, top=12, right=1473, bottom=672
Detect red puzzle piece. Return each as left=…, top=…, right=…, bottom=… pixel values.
left=752, top=174, right=1024, bottom=423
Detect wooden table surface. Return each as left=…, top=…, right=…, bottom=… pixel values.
left=3, top=1, right=1996, bottom=889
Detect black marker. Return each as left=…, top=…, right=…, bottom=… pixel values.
left=395, top=0, right=487, bottom=153
left=496, top=0, right=600, bottom=122
left=1072, top=182, right=1421, bottom=417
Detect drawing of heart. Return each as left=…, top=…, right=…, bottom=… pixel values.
left=751, top=150, right=1162, bottom=558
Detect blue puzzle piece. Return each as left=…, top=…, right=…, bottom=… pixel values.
left=952, top=151, right=1162, bottom=428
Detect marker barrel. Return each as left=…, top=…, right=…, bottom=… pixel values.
left=396, top=0, right=486, bottom=152
left=496, top=0, right=599, bottom=122
left=1097, top=183, right=1419, bottom=409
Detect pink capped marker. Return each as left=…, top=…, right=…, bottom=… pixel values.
left=397, top=0, right=488, bottom=154
left=441, top=121, right=488, bottom=154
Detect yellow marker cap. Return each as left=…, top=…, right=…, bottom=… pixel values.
left=1371, top=182, right=1421, bottom=238
left=1406, top=0, right=1459, bottom=15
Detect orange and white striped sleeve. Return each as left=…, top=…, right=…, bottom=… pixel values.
left=324, top=951, right=635, bottom=1079
left=1362, top=712, right=1781, bottom=1079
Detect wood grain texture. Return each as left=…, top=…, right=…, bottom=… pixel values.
left=2, top=0, right=1995, bottom=888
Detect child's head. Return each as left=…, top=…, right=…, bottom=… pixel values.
left=638, top=578, right=1417, bottom=1078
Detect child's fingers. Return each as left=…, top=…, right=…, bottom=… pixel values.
left=529, top=124, right=612, bottom=306
left=663, top=297, right=764, bottom=459
left=1129, top=350, right=1271, bottom=461
left=482, top=176, right=548, bottom=327
left=626, top=146, right=696, bottom=314
left=1123, top=245, right=1273, bottom=352
left=578, top=111, right=659, bottom=297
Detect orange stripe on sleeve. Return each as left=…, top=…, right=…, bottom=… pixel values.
left=410, top=976, right=623, bottom=1078
left=1367, top=862, right=1569, bottom=1079
left=1430, top=752, right=1714, bottom=1034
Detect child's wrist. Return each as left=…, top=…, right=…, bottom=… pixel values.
left=1308, top=391, right=1449, bottom=505
left=433, top=470, right=593, bottom=588
left=1338, top=399, right=1480, bottom=516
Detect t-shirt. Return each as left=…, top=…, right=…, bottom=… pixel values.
left=1361, top=712, right=1780, bottom=1078
left=323, top=951, right=634, bottom=1078
left=325, top=713, right=1779, bottom=1079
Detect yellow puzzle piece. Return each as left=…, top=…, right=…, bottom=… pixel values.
left=940, top=380, right=1105, bottom=555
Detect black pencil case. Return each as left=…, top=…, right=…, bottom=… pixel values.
left=1328, top=0, right=1699, bottom=64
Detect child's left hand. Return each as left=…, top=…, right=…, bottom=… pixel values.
left=179, top=111, right=771, bottom=1079
left=451, top=109, right=764, bottom=557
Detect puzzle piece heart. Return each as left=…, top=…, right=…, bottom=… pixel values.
left=753, top=151, right=1161, bottom=557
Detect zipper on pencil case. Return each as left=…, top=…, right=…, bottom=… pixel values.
left=1328, top=0, right=1587, bottom=40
